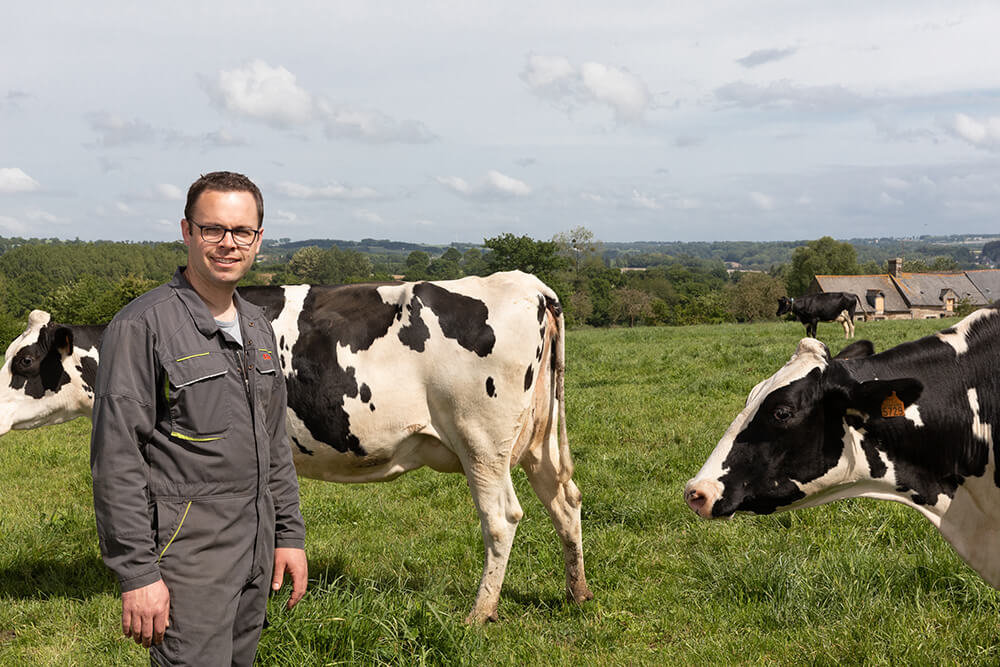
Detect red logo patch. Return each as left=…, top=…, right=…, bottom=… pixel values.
left=262, top=353, right=272, bottom=360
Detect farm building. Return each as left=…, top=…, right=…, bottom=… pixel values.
left=809, top=258, right=1000, bottom=320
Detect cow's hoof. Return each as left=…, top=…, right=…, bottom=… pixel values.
left=464, top=609, right=499, bottom=625
left=566, top=585, right=594, bottom=604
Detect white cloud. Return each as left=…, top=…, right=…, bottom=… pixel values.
left=86, top=112, right=157, bottom=147
left=580, top=192, right=607, bottom=204
left=206, top=60, right=315, bottom=128
left=24, top=208, right=68, bottom=224
left=115, top=201, right=134, bottom=214
left=486, top=170, right=531, bottom=196
left=271, top=209, right=299, bottom=224
left=631, top=189, right=661, bottom=210
left=0, top=167, right=40, bottom=193
left=715, top=80, right=865, bottom=113
left=275, top=180, right=379, bottom=200
left=0, top=215, right=27, bottom=234
left=321, top=106, right=436, bottom=144
left=437, top=171, right=531, bottom=199
left=950, top=113, right=1000, bottom=151
left=879, top=192, right=903, bottom=206
left=580, top=62, right=650, bottom=123
left=521, top=54, right=652, bottom=123
left=882, top=177, right=910, bottom=191
left=154, top=183, right=184, bottom=200
left=353, top=209, right=383, bottom=224
left=749, top=192, right=775, bottom=210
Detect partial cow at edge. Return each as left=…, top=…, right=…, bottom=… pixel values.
left=0, top=271, right=593, bottom=623
left=777, top=292, right=864, bottom=339
left=685, top=304, right=1000, bottom=590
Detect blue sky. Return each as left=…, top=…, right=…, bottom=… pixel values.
left=3, top=1, right=1000, bottom=244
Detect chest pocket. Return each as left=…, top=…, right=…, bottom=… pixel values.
left=162, top=352, right=231, bottom=442
left=252, top=347, right=278, bottom=408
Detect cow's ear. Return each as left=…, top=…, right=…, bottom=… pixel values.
left=850, top=378, right=923, bottom=418
left=833, top=340, right=875, bottom=360
left=52, top=326, right=74, bottom=356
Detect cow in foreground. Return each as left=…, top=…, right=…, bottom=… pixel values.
left=777, top=292, right=862, bottom=339
left=685, top=304, right=1000, bottom=589
left=0, top=271, right=592, bottom=623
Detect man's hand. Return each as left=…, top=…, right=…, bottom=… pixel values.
left=121, top=579, right=170, bottom=647
left=272, top=547, right=308, bottom=609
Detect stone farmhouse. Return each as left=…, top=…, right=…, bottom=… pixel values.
left=808, top=258, right=1000, bottom=320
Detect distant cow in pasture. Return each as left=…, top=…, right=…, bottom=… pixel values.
left=0, top=272, right=593, bottom=623
left=777, top=292, right=862, bottom=339
left=684, top=304, right=1000, bottom=590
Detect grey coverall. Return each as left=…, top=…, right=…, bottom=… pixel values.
left=91, top=268, right=305, bottom=666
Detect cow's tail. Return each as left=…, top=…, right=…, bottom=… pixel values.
left=853, top=292, right=869, bottom=321
left=550, top=296, right=574, bottom=484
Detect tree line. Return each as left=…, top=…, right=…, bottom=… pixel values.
left=0, top=232, right=992, bottom=348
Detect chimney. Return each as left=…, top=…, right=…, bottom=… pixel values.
left=887, top=257, right=902, bottom=278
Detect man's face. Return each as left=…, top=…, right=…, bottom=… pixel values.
left=181, top=190, right=262, bottom=291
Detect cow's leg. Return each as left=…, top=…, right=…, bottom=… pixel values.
left=463, top=460, right=523, bottom=624
left=806, top=320, right=818, bottom=338
left=521, top=432, right=593, bottom=607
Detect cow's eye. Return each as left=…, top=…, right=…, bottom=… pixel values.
left=773, top=406, right=793, bottom=423
left=18, top=356, right=33, bottom=367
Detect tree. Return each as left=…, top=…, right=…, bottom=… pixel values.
left=426, top=247, right=462, bottom=280
left=785, top=236, right=859, bottom=296
left=609, top=287, right=654, bottom=327
left=983, top=240, right=1000, bottom=265
left=461, top=248, right=489, bottom=276
left=482, top=233, right=565, bottom=282
left=553, top=226, right=602, bottom=279
left=726, top=272, right=786, bottom=322
left=403, top=250, right=430, bottom=281
left=287, top=246, right=325, bottom=283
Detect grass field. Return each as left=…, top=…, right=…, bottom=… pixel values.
left=2, top=316, right=999, bottom=665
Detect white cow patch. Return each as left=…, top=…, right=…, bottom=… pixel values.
left=968, top=388, right=993, bottom=445
left=904, top=403, right=924, bottom=427
left=273, top=284, right=310, bottom=379
left=936, top=307, right=996, bottom=356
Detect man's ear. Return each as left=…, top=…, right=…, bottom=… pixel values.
left=834, top=340, right=875, bottom=360
left=850, top=378, right=923, bottom=418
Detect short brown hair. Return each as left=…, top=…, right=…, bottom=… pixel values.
left=184, top=171, right=264, bottom=227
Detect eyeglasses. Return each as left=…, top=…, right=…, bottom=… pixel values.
left=187, top=219, right=260, bottom=246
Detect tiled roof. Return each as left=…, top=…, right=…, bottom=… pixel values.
left=812, top=274, right=909, bottom=313
left=893, top=272, right=988, bottom=307
left=965, top=270, right=1000, bottom=304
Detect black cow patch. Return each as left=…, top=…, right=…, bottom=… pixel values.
left=285, top=285, right=401, bottom=456
left=291, top=436, right=314, bottom=456
left=359, top=383, right=372, bottom=403
left=78, top=355, right=98, bottom=394
left=524, top=364, right=534, bottom=391
left=8, top=324, right=73, bottom=398
left=238, top=286, right=287, bottom=322
left=370, top=403, right=376, bottom=411
left=486, top=376, right=496, bottom=398
left=398, top=296, right=430, bottom=352
left=412, top=283, right=495, bottom=357
left=537, top=295, right=546, bottom=324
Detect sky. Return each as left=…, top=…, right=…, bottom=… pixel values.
left=3, top=1, right=1000, bottom=245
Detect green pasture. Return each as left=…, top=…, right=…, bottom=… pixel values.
left=2, top=316, right=999, bottom=665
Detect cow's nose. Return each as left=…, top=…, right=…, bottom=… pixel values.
left=684, top=480, right=718, bottom=519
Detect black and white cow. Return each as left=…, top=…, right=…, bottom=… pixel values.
left=685, top=305, right=1000, bottom=589
left=777, top=292, right=862, bottom=339
left=0, top=271, right=592, bottom=623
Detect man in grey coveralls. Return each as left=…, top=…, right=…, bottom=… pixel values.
left=91, top=171, right=308, bottom=665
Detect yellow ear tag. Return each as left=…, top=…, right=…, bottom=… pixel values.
left=881, top=391, right=905, bottom=418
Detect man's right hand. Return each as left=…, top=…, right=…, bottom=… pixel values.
left=121, top=579, right=170, bottom=647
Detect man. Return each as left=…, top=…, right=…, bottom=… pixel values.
left=91, top=171, right=307, bottom=665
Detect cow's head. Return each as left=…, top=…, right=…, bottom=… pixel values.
left=776, top=297, right=793, bottom=316
left=684, top=338, right=921, bottom=519
left=0, top=310, right=96, bottom=436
